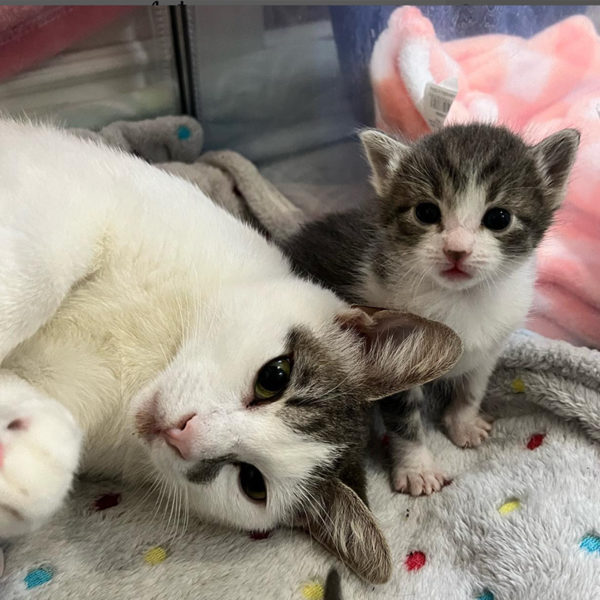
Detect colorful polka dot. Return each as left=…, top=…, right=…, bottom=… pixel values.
left=144, top=546, right=168, bottom=565
left=301, top=580, right=324, bottom=600
left=405, top=551, right=426, bottom=571
left=526, top=433, right=546, bottom=450
left=580, top=533, right=600, bottom=554
left=24, top=566, right=54, bottom=589
left=477, top=590, right=495, bottom=600
left=498, top=498, right=521, bottom=515
left=249, top=530, right=271, bottom=540
left=93, top=492, right=121, bottom=511
left=177, top=125, right=191, bottom=140
left=511, top=377, right=526, bottom=393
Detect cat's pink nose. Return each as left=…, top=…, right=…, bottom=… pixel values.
left=444, top=249, right=470, bottom=264
left=162, top=414, right=199, bottom=460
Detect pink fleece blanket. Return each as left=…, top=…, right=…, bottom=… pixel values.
left=370, top=7, right=600, bottom=349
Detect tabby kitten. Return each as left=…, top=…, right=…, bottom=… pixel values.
left=283, top=124, right=579, bottom=495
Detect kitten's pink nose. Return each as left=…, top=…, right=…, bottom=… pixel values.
left=444, top=249, right=470, bottom=264
left=443, top=226, right=474, bottom=261
left=162, top=414, right=199, bottom=460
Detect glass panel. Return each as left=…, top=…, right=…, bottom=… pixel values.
left=187, top=5, right=599, bottom=214
left=188, top=6, right=374, bottom=214
left=0, top=7, right=180, bottom=129
left=189, top=6, right=358, bottom=164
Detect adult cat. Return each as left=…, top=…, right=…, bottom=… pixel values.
left=0, top=120, right=461, bottom=584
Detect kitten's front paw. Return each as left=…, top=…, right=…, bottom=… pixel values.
left=443, top=412, right=492, bottom=448
left=393, top=468, right=446, bottom=496
left=0, top=377, right=82, bottom=537
left=391, top=443, right=446, bottom=496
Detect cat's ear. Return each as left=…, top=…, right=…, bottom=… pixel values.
left=359, top=129, right=409, bottom=196
left=337, top=306, right=463, bottom=401
left=296, top=478, right=391, bottom=584
left=530, top=128, right=580, bottom=209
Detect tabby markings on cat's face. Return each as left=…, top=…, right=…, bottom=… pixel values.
left=129, top=280, right=462, bottom=584
left=131, top=283, right=348, bottom=530
left=360, top=124, right=580, bottom=291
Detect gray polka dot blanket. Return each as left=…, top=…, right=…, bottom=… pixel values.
left=2, top=330, right=599, bottom=599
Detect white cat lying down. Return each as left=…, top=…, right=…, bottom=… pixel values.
left=0, top=120, right=461, bottom=584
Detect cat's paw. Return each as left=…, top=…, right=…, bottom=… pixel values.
left=391, top=443, right=446, bottom=496
left=393, top=468, right=446, bottom=496
left=0, top=375, right=82, bottom=537
left=443, top=412, right=492, bottom=448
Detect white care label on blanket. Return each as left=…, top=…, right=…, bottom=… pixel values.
left=421, top=78, right=458, bottom=130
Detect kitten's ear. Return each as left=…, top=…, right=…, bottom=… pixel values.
left=530, top=128, right=580, bottom=209
left=337, top=306, right=463, bottom=401
left=296, top=478, right=391, bottom=584
left=359, top=129, right=409, bottom=196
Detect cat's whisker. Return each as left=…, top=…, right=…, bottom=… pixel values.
left=133, top=473, right=163, bottom=512
left=170, top=485, right=179, bottom=538
left=175, top=485, right=186, bottom=539
left=166, top=483, right=179, bottom=538
left=182, top=484, right=190, bottom=534
left=151, top=478, right=170, bottom=529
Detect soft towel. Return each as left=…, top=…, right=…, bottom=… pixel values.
left=71, top=116, right=304, bottom=239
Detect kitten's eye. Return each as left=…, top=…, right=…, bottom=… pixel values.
left=415, top=202, right=441, bottom=225
left=482, top=207, right=511, bottom=231
left=254, top=357, right=292, bottom=401
left=239, top=463, right=267, bottom=502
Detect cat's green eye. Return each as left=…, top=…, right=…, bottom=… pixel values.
left=415, top=202, right=441, bottom=225
left=239, top=463, right=267, bottom=502
left=254, top=357, right=292, bottom=401
left=483, top=207, right=511, bottom=231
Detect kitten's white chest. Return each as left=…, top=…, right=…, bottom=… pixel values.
left=431, top=285, right=531, bottom=375
left=364, top=259, right=535, bottom=375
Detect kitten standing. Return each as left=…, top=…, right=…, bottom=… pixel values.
left=283, top=124, right=579, bottom=496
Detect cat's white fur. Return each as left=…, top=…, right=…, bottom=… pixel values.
left=0, top=119, right=356, bottom=538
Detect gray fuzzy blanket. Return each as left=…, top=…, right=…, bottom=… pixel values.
left=1, top=117, right=599, bottom=600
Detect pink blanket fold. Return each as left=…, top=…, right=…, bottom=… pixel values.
left=370, top=6, right=600, bottom=349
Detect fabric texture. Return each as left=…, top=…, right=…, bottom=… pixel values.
left=2, top=331, right=599, bottom=600
left=369, top=6, right=600, bottom=349
left=1, top=116, right=599, bottom=599
left=70, top=116, right=304, bottom=239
